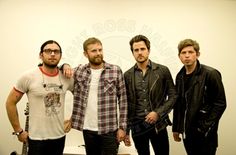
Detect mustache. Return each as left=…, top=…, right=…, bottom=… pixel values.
left=137, top=56, right=144, bottom=58
left=95, top=55, right=102, bottom=58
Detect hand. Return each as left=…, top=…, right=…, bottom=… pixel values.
left=62, top=64, right=73, bottom=78
left=123, top=135, right=131, bottom=146
left=116, top=129, right=126, bottom=142
left=173, top=132, right=182, bottom=142
left=145, top=111, right=159, bottom=124
left=64, top=119, right=72, bottom=133
left=17, top=131, right=28, bottom=143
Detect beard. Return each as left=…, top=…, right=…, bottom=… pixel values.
left=43, top=61, right=59, bottom=68
left=88, top=55, right=103, bottom=66
left=136, top=56, right=148, bottom=64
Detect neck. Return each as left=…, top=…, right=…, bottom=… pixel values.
left=185, top=61, right=197, bottom=74
left=137, top=60, right=149, bottom=76
left=90, top=62, right=104, bottom=70
left=40, top=65, right=58, bottom=75
left=137, top=59, right=149, bottom=70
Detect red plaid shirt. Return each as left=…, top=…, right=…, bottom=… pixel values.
left=71, top=62, right=128, bottom=134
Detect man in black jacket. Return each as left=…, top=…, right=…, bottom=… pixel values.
left=123, top=35, right=177, bottom=155
left=172, top=39, right=227, bottom=155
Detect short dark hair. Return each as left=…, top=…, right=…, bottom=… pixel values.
left=129, top=35, right=150, bottom=52
left=40, top=40, right=62, bottom=54
left=83, top=37, right=102, bottom=51
left=178, top=39, right=200, bottom=55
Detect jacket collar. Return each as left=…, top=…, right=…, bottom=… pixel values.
left=179, top=60, right=202, bottom=76
left=129, top=59, right=160, bottom=92
left=133, top=59, right=159, bottom=71
left=134, top=60, right=152, bottom=70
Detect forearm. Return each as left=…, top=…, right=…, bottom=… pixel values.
left=6, top=101, right=22, bottom=131
left=119, top=104, right=128, bottom=130
left=118, top=95, right=128, bottom=130
left=118, top=72, right=128, bottom=130
left=5, top=89, right=23, bottom=132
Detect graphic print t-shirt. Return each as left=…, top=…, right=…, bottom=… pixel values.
left=14, top=67, right=73, bottom=140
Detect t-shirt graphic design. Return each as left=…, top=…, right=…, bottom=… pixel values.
left=43, top=83, right=62, bottom=116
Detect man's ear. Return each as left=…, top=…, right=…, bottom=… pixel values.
left=197, top=52, right=200, bottom=57
left=83, top=51, right=88, bottom=58
left=39, top=52, right=43, bottom=59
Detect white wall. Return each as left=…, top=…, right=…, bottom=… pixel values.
left=1, top=0, right=235, bottom=154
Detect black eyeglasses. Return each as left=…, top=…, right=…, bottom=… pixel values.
left=43, top=49, right=61, bottom=55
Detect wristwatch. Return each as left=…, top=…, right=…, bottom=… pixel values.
left=12, top=129, right=23, bottom=136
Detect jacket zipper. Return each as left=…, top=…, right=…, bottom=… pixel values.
left=182, top=76, right=188, bottom=139
left=204, top=122, right=215, bottom=137
left=182, top=77, right=199, bottom=139
left=183, top=92, right=188, bottom=139
left=149, top=74, right=159, bottom=133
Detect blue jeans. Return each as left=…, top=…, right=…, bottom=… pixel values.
left=28, top=136, right=65, bottom=155
left=83, top=130, right=119, bottom=155
left=132, top=128, right=169, bottom=155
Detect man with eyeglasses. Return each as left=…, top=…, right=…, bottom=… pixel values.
left=6, top=40, right=74, bottom=155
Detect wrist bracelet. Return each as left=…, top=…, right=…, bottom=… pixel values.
left=12, top=129, right=23, bottom=136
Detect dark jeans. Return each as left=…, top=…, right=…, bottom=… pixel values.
left=28, top=136, right=65, bottom=155
left=183, top=129, right=217, bottom=155
left=132, top=127, right=169, bottom=155
left=83, top=130, right=119, bottom=155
